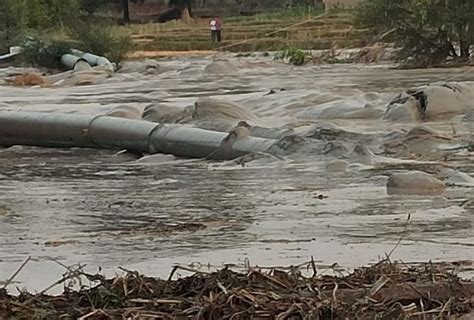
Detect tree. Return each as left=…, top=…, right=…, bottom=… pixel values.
left=169, top=0, right=193, bottom=22
left=0, top=0, right=132, bottom=66
left=444, top=0, right=474, bottom=60
left=356, top=0, right=474, bottom=67
left=79, top=0, right=116, bottom=15
left=0, top=0, right=27, bottom=52
left=122, top=0, right=131, bottom=24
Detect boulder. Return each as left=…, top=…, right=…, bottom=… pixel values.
left=351, top=144, right=374, bottom=156
left=203, top=61, right=239, bottom=74
left=106, top=105, right=141, bottom=120
left=142, top=104, right=192, bottom=123
left=323, top=141, right=351, bottom=157
left=435, top=168, right=474, bottom=186
left=142, top=100, right=289, bottom=140
left=384, top=125, right=455, bottom=158
left=349, top=144, right=376, bottom=164
left=326, top=159, right=349, bottom=173
left=119, top=59, right=159, bottom=75
left=387, top=171, right=446, bottom=195
left=193, top=97, right=257, bottom=121
left=383, top=91, right=423, bottom=122
left=384, top=82, right=474, bottom=122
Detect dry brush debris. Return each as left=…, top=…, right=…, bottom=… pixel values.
left=0, top=259, right=473, bottom=319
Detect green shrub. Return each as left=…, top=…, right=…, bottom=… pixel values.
left=1, top=0, right=130, bottom=66
left=68, top=19, right=133, bottom=64
left=20, top=37, right=73, bottom=69
left=356, top=0, right=474, bottom=67
left=0, top=0, right=27, bottom=52
left=276, top=45, right=310, bottom=66
left=15, top=19, right=133, bottom=68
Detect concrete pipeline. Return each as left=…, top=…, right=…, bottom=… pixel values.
left=61, top=50, right=116, bottom=72
left=0, top=112, right=277, bottom=160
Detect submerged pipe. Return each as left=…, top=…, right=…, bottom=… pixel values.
left=60, top=54, right=88, bottom=70
left=0, top=46, right=22, bottom=61
left=62, top=50, right=116, bottom=72
left=82, top=53, right=113, bottom=67
left=0, top=112, right=277, bottom=159
left=82, top=53, right=116, bottom=72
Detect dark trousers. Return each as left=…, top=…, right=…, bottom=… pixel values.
left=211, top=30, right=222, bottom=43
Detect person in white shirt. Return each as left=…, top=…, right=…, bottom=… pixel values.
left=209, top=17, right=222, bottom=43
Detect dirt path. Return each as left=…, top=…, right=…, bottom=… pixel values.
left=128, top=50, right=215, bottom=59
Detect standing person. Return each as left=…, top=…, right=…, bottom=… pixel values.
left=209, top=17, right=218, bottom=43
left=209, top=16, right=223, bottom=43
left=215, top=16, right=222, bottom=42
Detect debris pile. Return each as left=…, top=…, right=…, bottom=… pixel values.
left=9, top=73, right=48, bottom=87
left=0, top=259, right=473, bottom=319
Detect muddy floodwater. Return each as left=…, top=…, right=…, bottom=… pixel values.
left=0, top=55, right=473, bottom=290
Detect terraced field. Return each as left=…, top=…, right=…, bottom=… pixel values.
left=124, top=12, right=366, bottom=53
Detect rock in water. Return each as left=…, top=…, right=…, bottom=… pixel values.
left=142, top=104, right=192, bottom=124
left=326, top=160, right=349, bottom=173
left=119, top=60, right=159, bottom=74
left=384, top=125, right=455, bottom=158
left=323, top=141, right=351, bottom=157
left=387, top=171, right=446, bottom=196
left=384, top=82, right=474, bottom=122
left=193, top=97, right=257, bottom=121
left=383, top=91, right=423, bottom=121
left=107, top=105, right=141, bottom=120
left=142, top=101, right=285, bottom=140
left=435, top=168, right=474, bottom=187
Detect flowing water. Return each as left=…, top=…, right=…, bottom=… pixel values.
left=0, top=55, right=473, bottom=290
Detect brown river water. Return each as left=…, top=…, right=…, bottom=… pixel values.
left=0, top=54, right=473, bottom=290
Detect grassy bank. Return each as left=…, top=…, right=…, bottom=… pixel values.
left=119, top=9, right=367, bottom=55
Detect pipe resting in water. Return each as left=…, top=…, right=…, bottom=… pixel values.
left=0, top=111, right=277, bottom=160
left=62, top=50, right=116, bottom=73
